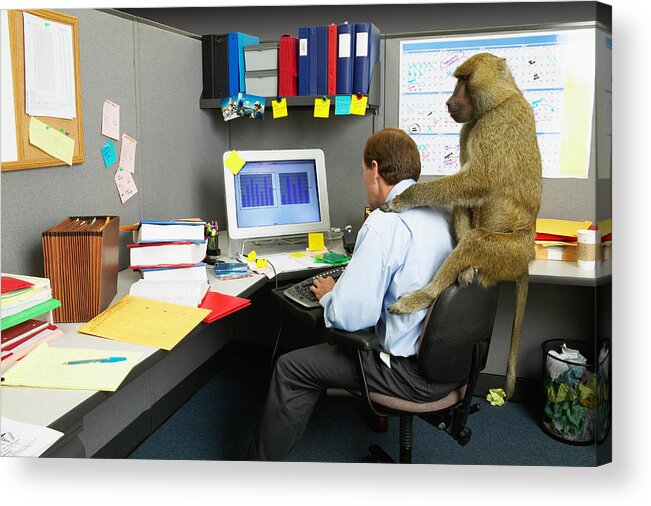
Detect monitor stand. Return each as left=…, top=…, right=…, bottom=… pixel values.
left=228, top=234, right=311, bottom=259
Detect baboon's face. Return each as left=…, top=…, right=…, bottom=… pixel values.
left=446, top=78, right=473, bottom=124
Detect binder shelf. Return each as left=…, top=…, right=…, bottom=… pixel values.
left=200, top=61, right=381, bottom=113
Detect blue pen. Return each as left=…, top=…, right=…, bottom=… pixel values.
left=64, top=357, right=127, bottom=365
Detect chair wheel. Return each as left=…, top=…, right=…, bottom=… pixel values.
left=457, top=427, right=472, bottom=446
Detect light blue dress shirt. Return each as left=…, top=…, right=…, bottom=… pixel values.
left=319, top=179, right=454, bottom=357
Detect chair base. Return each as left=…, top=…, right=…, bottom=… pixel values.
left=363, top=444, right=397, bottom=463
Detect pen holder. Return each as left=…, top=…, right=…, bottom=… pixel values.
left=206, top=232, right=221, bottom=265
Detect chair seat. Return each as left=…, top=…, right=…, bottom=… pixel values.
left=368, top=385, right=467, bottom=413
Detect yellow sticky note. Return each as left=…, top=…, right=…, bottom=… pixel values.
left=225, top=150, right=246, bottom=175
left=313, top=97, right=331, bottom=118
left=256, top=258, right=268, bottom=268
left=308, top=232, right=325, bottom=252
left=29, top=117, right=75, bottom=165
left=350, top=95, right=368, bottom=116
left=288, top=252, right=308, bottom=258
left=246, top=250, right=257, bottom=262
left=272, top=98, right=288, bottom=118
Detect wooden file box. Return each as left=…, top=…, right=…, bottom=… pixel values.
left=42, top=216, right=119, bottom=322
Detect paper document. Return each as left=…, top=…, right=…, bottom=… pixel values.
left=23, top=12, right=76, bottom=119
left=129, top=279, right=209, bottom=307
left=536, top=219, right=592, bottom=238
left=1, top=342, right=143, bottom=391
left=1, top=11, right=18, bottom=162
left=1, top=416, right=64, bottom=457
left=115, top=168, right=138, bottom=204
left=101, top=99, right=120, bottom=139
left=119, top=133, right=137, bottom=172
left=78, top=295, right=210, bottom=350
left=29, top=117, right=75, bottom=165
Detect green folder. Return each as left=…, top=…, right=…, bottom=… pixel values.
left=1, top=298, right=61, bottom=331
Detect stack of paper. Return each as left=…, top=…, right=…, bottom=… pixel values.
left=129, top=279, right=209, bottom=308
left=535, top=219, right=592, bottom=262
left=0, top=274, right=61, bottom=331
left=1, top=318, right=64, bottom=371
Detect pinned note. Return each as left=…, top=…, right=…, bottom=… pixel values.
left=115, top=168, right=138, bottom=204
left=28, top=117, right=75, bottom=165
left=350, top=95, right=368, bottom=116
left=256, top=258, right=268, bottom=268
left=119, top=133, right=137, bottom=172
left=272, top=98, right=288, bottom=118
left=101, top=140, right=117, bottom=168
left=102, top=99, right=120, bottom=140
left=246, top=250, right=257, bottom=262
left=308, top=232, right=326, bottom=252
left=335, top=95, right=352, bottom=115
left=314, top=97, right=331, bottom=118
left=225, top=150, right=246, bottom=175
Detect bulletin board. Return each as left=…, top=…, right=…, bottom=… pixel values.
left=1, top=9, right=84, bottom=172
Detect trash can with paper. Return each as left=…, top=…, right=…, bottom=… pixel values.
left=541, top=339, right=611, bottom=444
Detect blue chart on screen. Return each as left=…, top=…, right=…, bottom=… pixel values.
left=240, top=174, right=274, bottom=208
left=280, top=172, right=310, bottom=205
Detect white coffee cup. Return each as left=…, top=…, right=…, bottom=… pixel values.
left=577, top=229, right=601, bottom=269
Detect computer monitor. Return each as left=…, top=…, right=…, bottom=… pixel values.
left=223, top=149, right=330, bottom=240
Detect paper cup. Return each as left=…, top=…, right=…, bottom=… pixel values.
left=577, top=229, right=601, bottom=269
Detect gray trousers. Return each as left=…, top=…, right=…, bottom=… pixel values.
left=245, top=342, right=442, bottom=461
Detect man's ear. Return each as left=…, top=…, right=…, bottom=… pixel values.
left=371, top=160, right=380, bottom=181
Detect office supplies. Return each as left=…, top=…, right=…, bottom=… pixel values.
left=199, top=291, right=251, bottom=323
left=1, top=342, right=143, bottom=391
left=78, top=295, right=210, bottom=350
left=1, top=276, right=33, bottom=294
left=101, top=140, right=117, bottom=167
left=118, top=133, right=137, bottom=172
left=223, top=149, right=331, bottom=241
left=298, top=26, right=317, bottom=96
left=334, top=95, right=352, bottom=115
left=308, top=232, right=326, bottom=252
left=29, top=117, right=75, bottom=165
left=140, top=263, right=208, bottom=282
left=536, top=219, right=592, bottom=240
left=228, top=32, right=260, bottom=95
left=224, top=149, right=246, bottom=175
left=42, top=216, right=119, bottom=323
left=283, top=265, right=347, bottom=308
left=336, top=22, right=355, bottom=95
left=128, top=241, right=207, bottom=267
left=129, top=278, right=209, bottom=308
left=272, top=97, right=288, bottom=118
left=279, top=35, right=298, bottom=96
left=201, top=34, right=229, bottom=99
left=1, top=325, right=63, bottom=370
left=2, top=10, right=84, bottom=172
left=313, top=97, right=331, bottom=118
left=327, top=23, right=338, bottom=95
left=0, top=416, right=64, bottom=457
left=1, top=319, right=49, bottom=346
left=350, top=94, right=368, bottom=115
left=243, top=42, right=278, bottom=71
left=115, top=168, right=138, bottom=203
left=101, top=99, right=120, bottom=140
left=135, top=219, right=205, bottom=243
left=353, top=22, right=380, bottom=94
left=64, top=356, right=126, bottom=365
left=316, top=25, right=329, bottom=96
left=245, top=70, right=278, bottom=97
left=0, top=299, right=61, bottom=332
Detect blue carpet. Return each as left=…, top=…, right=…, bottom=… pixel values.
left=128, top=343, right=603, bottom=465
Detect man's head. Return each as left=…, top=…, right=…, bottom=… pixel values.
left=362, top=128, right=421, bottom=208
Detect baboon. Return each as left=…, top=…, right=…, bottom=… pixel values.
left=381, top=53, right=542, bottom=397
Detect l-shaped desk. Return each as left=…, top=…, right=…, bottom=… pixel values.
left=1, top=250, right=611, bottom=458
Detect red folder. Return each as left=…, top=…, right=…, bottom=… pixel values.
left=1, top=319, right=49, bottom=346
left=1, top=276, right=34, bottom=294
left=279, top=35, right=298, bottom=96
left=200, top=291, right=251, bottom=323
left=535, top=233, right=577, bottom=242
left=327, top=24, right=337, bottom=95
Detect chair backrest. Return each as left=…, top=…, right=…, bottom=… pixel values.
left=417, top=281, right=499, bottom=384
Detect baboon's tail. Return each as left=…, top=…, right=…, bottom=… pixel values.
left=504, top=272, right=529, bottom=398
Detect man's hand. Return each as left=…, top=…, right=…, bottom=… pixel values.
left=309, top=276, right=336, bottom=300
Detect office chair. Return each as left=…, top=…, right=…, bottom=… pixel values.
left=327, top=281, right=499, bottom=464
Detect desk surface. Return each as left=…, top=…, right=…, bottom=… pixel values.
left=529, top=259, right=611, bottom=287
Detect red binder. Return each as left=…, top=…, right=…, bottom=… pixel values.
left=200, top=291, right=251, bottom=323
left=279, top=35, right=298, bottom=96
left=1, top=276, right=34, bottom=294
left=327, top=24, right=337, bottom=95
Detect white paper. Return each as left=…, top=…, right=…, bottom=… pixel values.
left=23, top=12, right=76, bottom=119
left=1, top=416, right=63, bottom=457
left=299, top=38, right=308, bottom=57
left=356, top=32, right=369, bottom=57
left=1, top=11, right=18, bottom=162
left=129, top=279, right=209, bottom=307
left=119, top=133, right=137, bottom=172
left=114, top=169, right=138, bottom=204
left=338, top=33, right=351, bottom=58
left=102, top=99, right=120, bottom=140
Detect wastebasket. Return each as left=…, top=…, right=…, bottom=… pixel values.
left=541, top=339, right=611, bottom=445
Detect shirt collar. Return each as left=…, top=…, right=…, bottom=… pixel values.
left=385, top=179, right=416, bottom=203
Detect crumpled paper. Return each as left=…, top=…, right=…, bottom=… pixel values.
left=546, top=343, right=587, bottom=380
left=486, top=388, right=506, bottom=406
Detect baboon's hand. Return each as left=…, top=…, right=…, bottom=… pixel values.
left=457, top=267, right=475, bottom=287
left=388, top=290, right=434, bottom=314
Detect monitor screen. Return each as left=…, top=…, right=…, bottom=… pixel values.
left=223, top=149, right=330, bottom=240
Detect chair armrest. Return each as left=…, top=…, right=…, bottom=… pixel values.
left=327, top=328, right=380, bottom=352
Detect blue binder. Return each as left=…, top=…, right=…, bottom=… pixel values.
left=228, top=32, right=260, bottom=96
left=316, top=26, right=329, bottom=96
left=352, top=22, right=380, bottom=95
left=298, top=27, right=317, bottom=96
left=336, top=23, right=355, bottom=95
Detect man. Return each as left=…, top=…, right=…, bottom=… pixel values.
left=246, top=127, right=454, bottom=461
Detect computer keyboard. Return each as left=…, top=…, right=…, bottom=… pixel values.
left=283, top=266, right=347, bottom=309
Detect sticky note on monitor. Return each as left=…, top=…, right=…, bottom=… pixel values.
left=225, top=150, right=246, bottom=175
left=308, top=232, right=325, bottom=252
